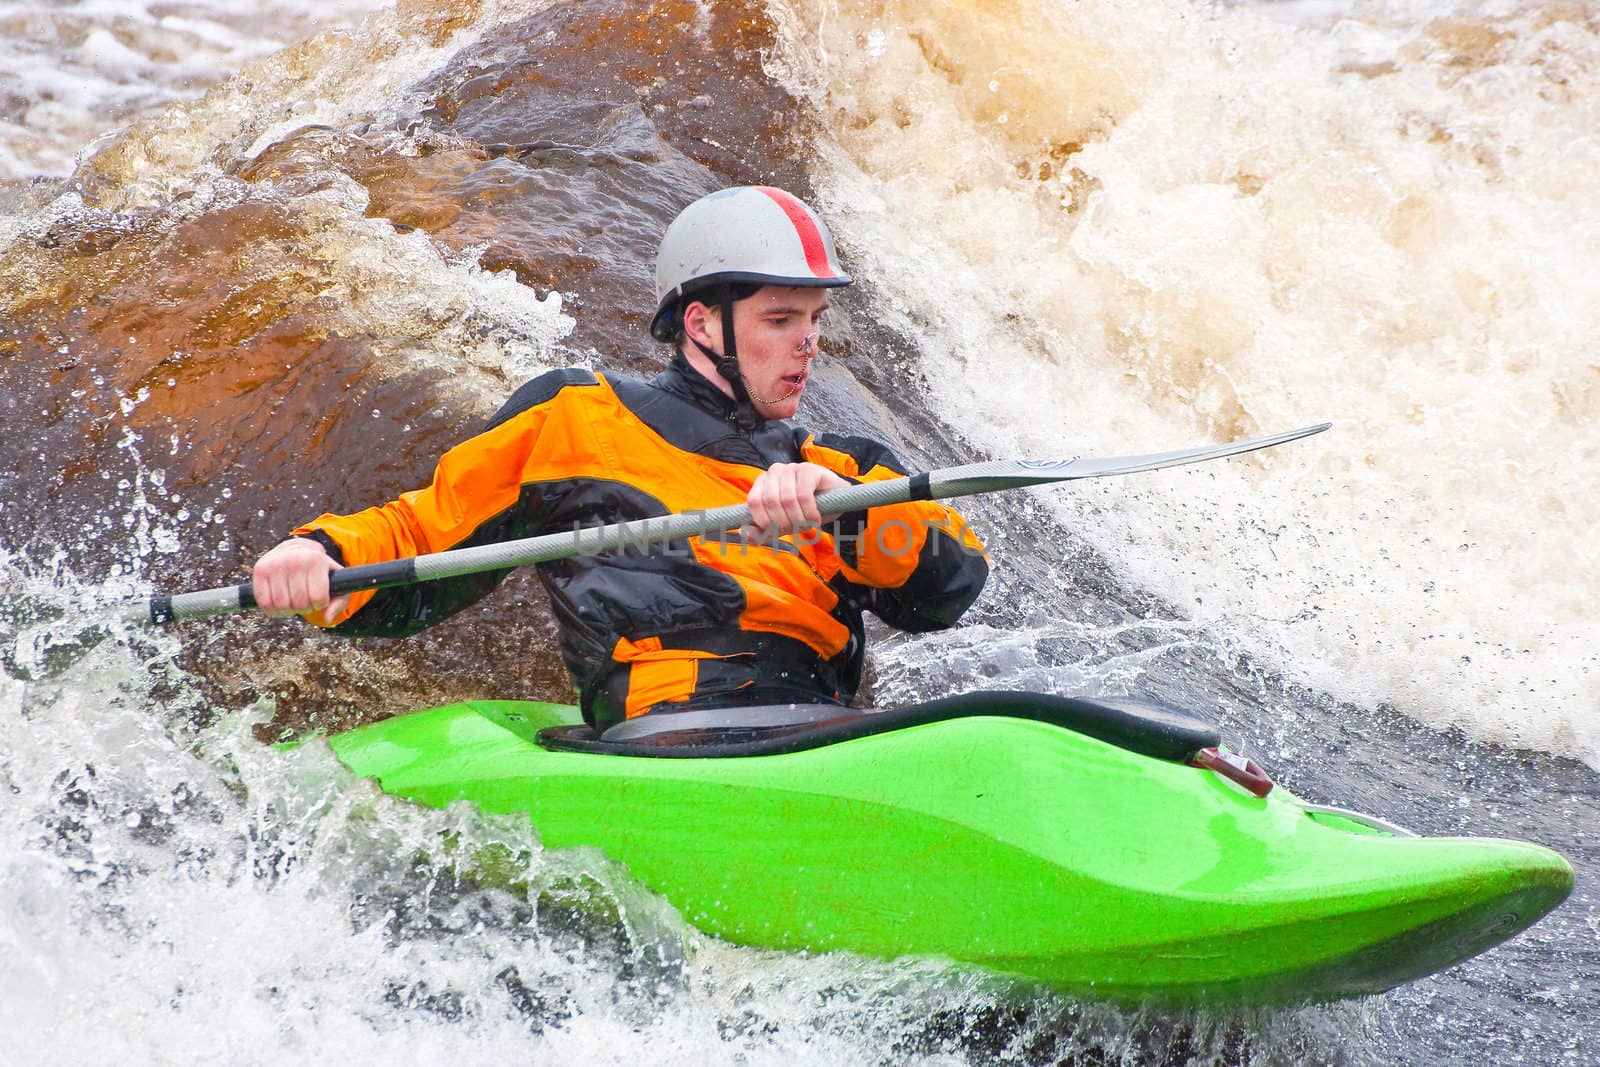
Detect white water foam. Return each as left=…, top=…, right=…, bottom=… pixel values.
left=0, top=625, right=1053, bottom=1065
left=0, top=0, right=396, bottom=183
left=775, top=0, right=1600, bottom=766
left=2, top=0, right=579, bottom=400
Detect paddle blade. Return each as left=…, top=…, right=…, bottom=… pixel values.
left=927, top=422, right=1331, bottom=499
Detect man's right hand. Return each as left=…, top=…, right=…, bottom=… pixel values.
left=252, top=537, right=349, bottom=625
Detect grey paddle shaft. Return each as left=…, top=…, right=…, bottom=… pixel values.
left=125, top=422, right=1329, bottom=625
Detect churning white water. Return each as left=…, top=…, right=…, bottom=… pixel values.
left=0, top=0, right=392, bottom=181
left=775, top=0, right=1600, bottom=766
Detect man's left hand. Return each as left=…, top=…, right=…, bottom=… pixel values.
left=746, top=462, right=851, bottom=538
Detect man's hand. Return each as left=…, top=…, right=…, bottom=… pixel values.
left=746, top=462, right=851, bottom=539
left=252, top=537, right=349, bottom=625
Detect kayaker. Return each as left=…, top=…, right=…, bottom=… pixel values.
left=251, top=186, right=989, bottom=730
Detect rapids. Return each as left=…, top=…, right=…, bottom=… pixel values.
left=2, top=0, right=1596, bottom=1063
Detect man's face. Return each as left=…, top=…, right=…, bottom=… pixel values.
left=719, top=286, right=830, bottom=420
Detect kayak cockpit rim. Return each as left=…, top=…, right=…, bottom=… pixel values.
left=535, top=690, right=1223, bottom=761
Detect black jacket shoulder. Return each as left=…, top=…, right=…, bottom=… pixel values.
left=484, top=368, right=601, bottom=432
left=805, top=431, right=911, bottom=477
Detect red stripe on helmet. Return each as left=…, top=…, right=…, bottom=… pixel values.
left=756, top=186, right=834, bottom=278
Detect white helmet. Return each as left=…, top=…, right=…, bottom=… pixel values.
left=650, top=186, right=852, bottom=341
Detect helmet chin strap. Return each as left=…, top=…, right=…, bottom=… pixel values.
left=714, top=286, right=747, bottom=400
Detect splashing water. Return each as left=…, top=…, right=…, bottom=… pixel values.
left=771, top=0, right=1600, bottom=765
left=0, top=0, right=393, bottom=184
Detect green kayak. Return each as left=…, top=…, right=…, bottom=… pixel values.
left=326, top=691, right=1572, bottom=1004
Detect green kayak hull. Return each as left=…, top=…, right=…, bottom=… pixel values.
left=327, top=699, right=1573, bottom=1004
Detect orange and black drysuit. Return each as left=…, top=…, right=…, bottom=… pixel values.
left=294, top=354, right=988, bottom=730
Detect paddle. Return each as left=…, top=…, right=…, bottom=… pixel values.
left=124, top=422, right=1330, bottom=625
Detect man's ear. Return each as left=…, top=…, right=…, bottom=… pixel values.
left=681, top=299, right=721, bottom=352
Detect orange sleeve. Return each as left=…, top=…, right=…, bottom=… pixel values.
left=292, top=372, right=602, bottom=625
